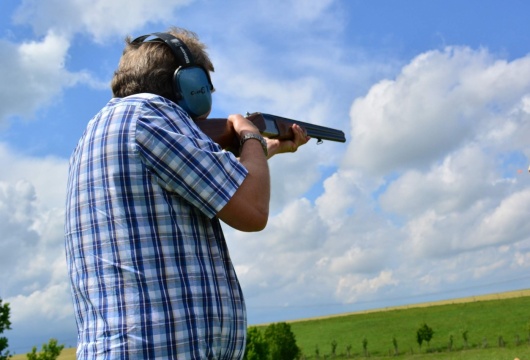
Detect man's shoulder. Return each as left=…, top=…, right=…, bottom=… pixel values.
left=101, top=94, right=188, bottom=123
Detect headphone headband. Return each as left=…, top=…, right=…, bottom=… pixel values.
left=132, top=32, right=194, bottom=67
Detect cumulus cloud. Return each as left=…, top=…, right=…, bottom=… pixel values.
left=7, top=281, right=77, bottom=352
left=380, top=144, right=498, bottom=218
left=340, top=47, right=529, bottom=292
left=0, top=33, right=66, bottom=120
left=470, top=188, right=530, bottom=248
left=0, top=142, right=71, bottom=349
left=13, top=0, right=193, bottom=42
left=0, top=181, right=40, bottom=278
left=0, top=143, right=68, bottom=207
left=356, top=49, right=530, bottom=264
left=0, top=31, right=107, bottom=125
left=225, top=46, right=530, bottom=314
left=336, top=271, right=398, bottom=303
left=346, top=47, right=530, bottom=175
left=229, top=199, right=326, bottom=292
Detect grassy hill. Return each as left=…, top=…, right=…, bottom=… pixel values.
left=12, top=289, right=530, bottom=360
left=286, top=289, right=530, bottom=359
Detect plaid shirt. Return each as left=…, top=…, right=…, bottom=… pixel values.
left=65, top=94, right=248, bottom=359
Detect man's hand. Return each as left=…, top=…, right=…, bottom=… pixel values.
left=265, top=123, right=311, bottom=158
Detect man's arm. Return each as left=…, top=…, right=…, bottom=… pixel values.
left=216, top=114, right=310, bottom=231
left=216, top=114, right=270, bottom=232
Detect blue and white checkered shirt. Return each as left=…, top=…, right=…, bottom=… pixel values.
left=65, top=94, right=249, bottom=359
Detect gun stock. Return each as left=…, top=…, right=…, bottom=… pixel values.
left=196, top=112, right=346, bottom=155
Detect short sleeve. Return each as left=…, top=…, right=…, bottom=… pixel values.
left=135, top=97, right=248, bottom=218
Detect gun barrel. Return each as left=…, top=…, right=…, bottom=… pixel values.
left=258, top=113, right=346, bottom=143
left=301, top=122, right=347, bottom=143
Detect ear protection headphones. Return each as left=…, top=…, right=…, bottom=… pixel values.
left=131, top=32, right=214, bottom=118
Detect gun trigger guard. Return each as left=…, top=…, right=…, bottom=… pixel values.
left=316, top=138, right=323, bottom=145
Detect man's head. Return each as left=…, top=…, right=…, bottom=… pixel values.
left=111, top=27, right=215, bottom=119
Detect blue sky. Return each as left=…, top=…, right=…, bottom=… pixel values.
left=1, top=0, right=530, bottom=354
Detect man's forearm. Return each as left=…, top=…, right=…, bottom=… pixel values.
left=238, top=135, right=271, bottom=224
left=216, top=119, right=271, bottom=232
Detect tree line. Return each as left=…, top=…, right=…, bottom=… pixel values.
left=0, top=298, right=64, bottom=360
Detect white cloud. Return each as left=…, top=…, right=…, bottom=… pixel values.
left=315, top=169, right=367, bottom=229
left=0, top=142, right=72, bottom=350
left=336, top=270, right=398, bottom=303
left=0, top=180, right=40, bottom=280
left=6, top=281, right=77, bottom=353
left=0, top=180, right=70, bottom=332
left=13, top=0, right=194, bottom=42
left=0, top=32, right=103, bottom=124
left=0, top=143, right=68, bottom=208
left=381, top=145, right=492, bottom=216
left=514, top=249, right=530, bottom=268
left=470, top=188, right=530, bottom=249
left=0, top=142, right=69, bottom=306
left=401, top=189, right=530, bottom=257
left=227, top=198, right=327, bottom=296
left=323, top=47, right=530, bottom=285
left=329, top=246, right=386, bottom=275
left=8, top=283, right=72, bottom=323
left=227, top=46, right=530, bottom=312
left=345, top=47, right=530, bottom=175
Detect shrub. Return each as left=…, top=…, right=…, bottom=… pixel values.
left=416, top=323, right=434, bottom=351
left=26, top=338, right=64, bottom=360
left=263, top=323, right=300, bottom=360
left=244, top=327, right=269, bottom=360
left=0, top=299, right=11, bottom=360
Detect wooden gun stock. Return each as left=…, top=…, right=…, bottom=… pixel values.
left=196, top=112, right=346, bottom=154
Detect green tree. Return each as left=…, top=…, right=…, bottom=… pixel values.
left=461, top=329, right=469, bottom=349
left=416, top=323, right=434, bottom=351
left=263, top=322, right=300, bottom=360
left=345, top=344, right=352, bottom=358
left=244, top=327, right=269, bottom=360
left=416, top=329, right=423, bottom=350
left=0, top=299, right=11, bottom=360
left=26, top=338, right=64, bottom=360
left=330, top=339, right=337, bottom=357
left=362, top=337, right=368, bottom=357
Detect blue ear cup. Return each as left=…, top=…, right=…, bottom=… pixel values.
left=173, top=66, right=212, bottom=118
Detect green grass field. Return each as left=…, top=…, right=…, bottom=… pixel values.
left=11, top=290, right=530, bottom=359
left=287, top=290, right=530, bottom=359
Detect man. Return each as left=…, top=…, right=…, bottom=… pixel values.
left=64, top=27, right=309, bottom=359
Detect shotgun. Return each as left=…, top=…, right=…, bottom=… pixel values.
left=196, top=112, right=346, bottom=155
